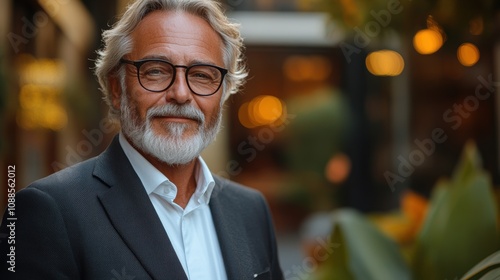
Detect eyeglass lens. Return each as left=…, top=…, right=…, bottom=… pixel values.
left=138, top=60, right=223, bottom=95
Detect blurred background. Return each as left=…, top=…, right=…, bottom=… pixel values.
left=1, top=0, right=500, bottom=279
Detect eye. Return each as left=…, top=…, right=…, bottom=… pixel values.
left=140, top=61, right=173, bottom=79
left=144, top=68, right=165, bottom=76
left=188, top=66, right=219, bottom=82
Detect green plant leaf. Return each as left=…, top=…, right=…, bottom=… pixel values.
left=461, top=250, right=500, bottom=280
left=451, top=140, right=483, bottom=186
left=316, top=209, right=411, bottom=280
left=313, top=223, right=353, bottom=280
left=477, top=267, right=500, bottom=280
left=414, top=141, right=499, bottom=280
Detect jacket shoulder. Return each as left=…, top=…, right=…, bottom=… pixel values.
left=212, top=174, right=265, bottom=200
left=25, top=156, right=99, bottom=195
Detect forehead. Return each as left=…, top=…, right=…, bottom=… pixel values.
left=129, top=10, right=224, bottom=64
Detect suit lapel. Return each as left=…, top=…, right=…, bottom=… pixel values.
left=94, top=136, right=187, bottom=280
left=210, top=177, right=254, bottom=279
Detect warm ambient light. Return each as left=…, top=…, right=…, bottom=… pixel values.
left=325, top=153, right=351, bottom=184
left=457, top=43, right=480, bottom=67
left=18, top=85, right=68, bottom=130
left=413, top=29, right=444, bottom=55
left=238, top=95, right=285, bottom=128
left=17, top=55, right=68, bottom=130
left=365, top=50, right=404, bottom=76
left=252, top=95, right=283, bottom=124
left=469, top=17, right=484, bottom=35
left=283, top=55, right=332, bottom=82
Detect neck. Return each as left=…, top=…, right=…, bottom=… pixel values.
left=149, top=154, right=198, bottom=209
left=129, top=141, right=198, bottom=208
left=126, top=136, right=198, bottom=208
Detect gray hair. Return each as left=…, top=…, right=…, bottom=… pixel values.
left=94, top=0, right=247, bottom=120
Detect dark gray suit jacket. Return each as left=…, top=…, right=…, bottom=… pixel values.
left=0, top=136, right=283, bottom=279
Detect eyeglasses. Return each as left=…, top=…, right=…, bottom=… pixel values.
left=120, top=58, right=228, bottom=96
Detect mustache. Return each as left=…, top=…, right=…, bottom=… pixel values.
left=146, top=104, right=205, bottom=124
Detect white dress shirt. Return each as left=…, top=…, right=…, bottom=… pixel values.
left=119, top=133, right=227, bottom=280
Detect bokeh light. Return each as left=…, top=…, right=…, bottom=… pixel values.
left=457, top=43, right=480, bottom=67
left=365, top=50, right=405, bottom=76
left=325, top=153, right=351, bottom=184
left=238, top=95, right=285, bottom=128
left=253, top=95, right=283, bottom=124
left=283, top=55, right=331, bottom=82
left=16, top=56, right=68, bottom=130
left=238, top=102, right=254, bottom=128
left=413, top=29, right=444, bottom=55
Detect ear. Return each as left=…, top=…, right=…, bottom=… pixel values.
left=108, top=75, right=121, bottom=111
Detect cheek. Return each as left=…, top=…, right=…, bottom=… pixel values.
left=123, top=96, right=147, bottom=126
left=127, top=86, right=159, bottom=119
left=202, top=100, right=222, bottom=126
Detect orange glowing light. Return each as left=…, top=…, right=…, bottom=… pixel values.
left=255, top=95, right=283, bottom=124
left=17, top=56, right=68, bottom=130
left=365, top=50, right=404, bottom=76
left=283, top=55, right=331, bottom=82
left=238, top=102, right=255, bottom=128
left=457, top=43, right=480, bottom=67
left=413, top=29, right=443, bottom=55
left=325, top=153, right=351, bottom=184
left=238, top=95, right=285, bottom=128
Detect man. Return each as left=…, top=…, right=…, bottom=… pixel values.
left=0, top=0, right=284, bottom=279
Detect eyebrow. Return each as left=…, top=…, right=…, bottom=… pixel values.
left=138, top=54, right=219, bottom=66
left=140, top=54, right=169, bottom=61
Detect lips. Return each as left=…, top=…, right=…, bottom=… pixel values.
left=152, top=114, right=202, bottom=125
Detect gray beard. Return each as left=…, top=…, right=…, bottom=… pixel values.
left=120, top=93, right=221, bottom=165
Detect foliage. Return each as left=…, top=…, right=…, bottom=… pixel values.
left=311, top=141, right=499, bottom=279
left=306, top=0, right=496, bottom=38
left=314, top=209, right=411, bottom=280
left=461, top=250, right=500, bottom=280
left=413, top=141, right=499, bottom=279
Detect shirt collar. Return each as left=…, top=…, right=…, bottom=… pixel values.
left=194, top=154, right=216, bottom=204
left=119, top=133, right=215, bottom=204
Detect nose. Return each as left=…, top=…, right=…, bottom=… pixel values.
left=165, top=68, right=191, bottom=104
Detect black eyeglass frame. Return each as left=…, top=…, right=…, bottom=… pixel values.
left=120, top=58, right=228, bottom=96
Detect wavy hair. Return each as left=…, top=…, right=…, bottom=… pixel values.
left=94, top=0, right=247, bottom=120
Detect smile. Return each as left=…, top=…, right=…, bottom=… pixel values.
left=153, top=115, right=201, bottom=125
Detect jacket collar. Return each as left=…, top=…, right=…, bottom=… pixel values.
left=93, top=135, right=187, bottom=280
left=92, top=135, right=257, bottom=279
left=210, top=176, right=255, bottom=279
